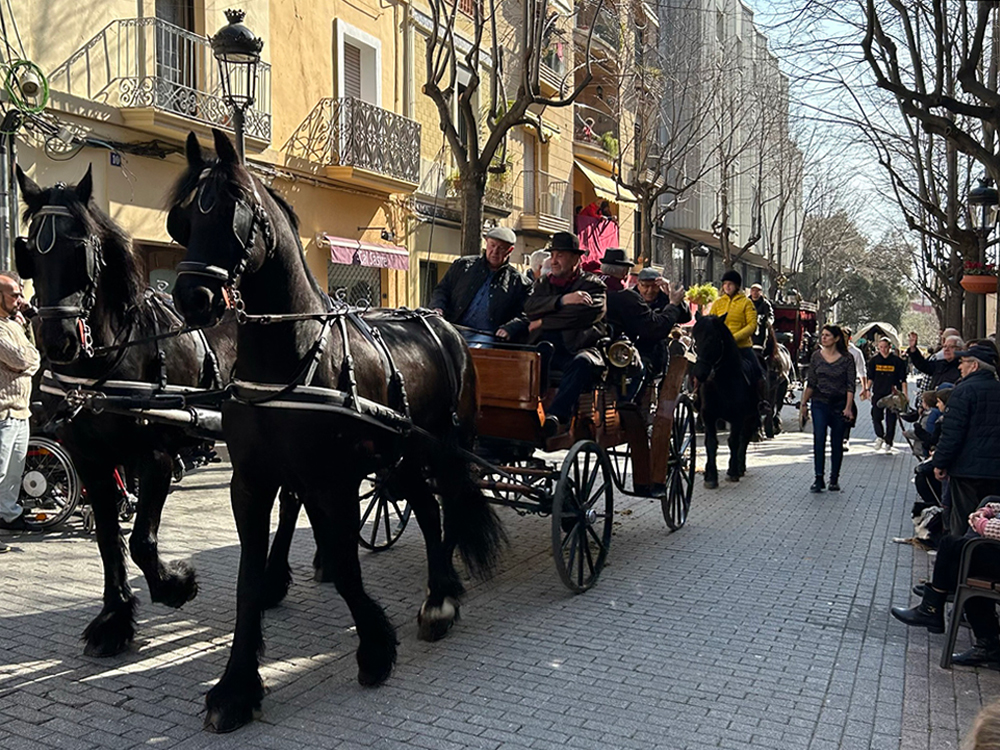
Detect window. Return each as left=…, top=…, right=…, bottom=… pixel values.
left=334, top=19, right=381, bottom=105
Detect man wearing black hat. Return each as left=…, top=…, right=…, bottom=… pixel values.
left=500, top=231, right=606, bottom=432
left=430, top=226, right=530, bottom=341
left=932, top=342, right=1000, bottom=533
left=598, top=248, right=631, bottom=292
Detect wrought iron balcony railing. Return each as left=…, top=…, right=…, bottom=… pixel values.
left=524, top=170, right=569, bottom=218
left=48, top=18, right=272, bottom=142
left=285, top=97, right=421, bottom=185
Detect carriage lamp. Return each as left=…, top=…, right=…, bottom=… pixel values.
left=211, top=9, right=263, bottom=164
left=690, top=243, right=709, bottom=285
left=967, top=176, right=1000, bottom=338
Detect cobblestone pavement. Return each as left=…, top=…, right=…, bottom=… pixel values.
left=1, top=396, right=997, bottom=749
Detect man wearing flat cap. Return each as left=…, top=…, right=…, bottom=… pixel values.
left=500, top=231, right=606, bottom=432
left=932, top=341, right=1000, bottom=533
left=430, top=226, right=530, bottom=341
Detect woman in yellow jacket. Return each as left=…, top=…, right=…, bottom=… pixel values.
left=709, top=269, right=766, bottom=401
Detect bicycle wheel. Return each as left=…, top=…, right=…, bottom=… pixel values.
left=20, top=437, right=81, bottom=531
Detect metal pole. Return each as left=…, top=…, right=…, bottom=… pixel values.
left=0, top=134, right=10, bottom=272
left=979, top=234, right=988, bottom=339
left=233, top=106, right=246, bottom=164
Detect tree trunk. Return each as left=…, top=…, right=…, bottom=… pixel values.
left=460, top=176, right=486, bottom=259
left=638, top=193, right=654, bottom=268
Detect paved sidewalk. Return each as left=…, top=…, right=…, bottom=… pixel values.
left=0, top=398, right=996, bottom=749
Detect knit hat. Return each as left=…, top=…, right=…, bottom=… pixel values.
left=721, top=269, right=742, bottom=287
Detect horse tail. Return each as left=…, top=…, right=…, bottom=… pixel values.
left=435, top=326, right=507, bottom=580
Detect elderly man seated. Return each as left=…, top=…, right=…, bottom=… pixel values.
left=430, top=226, right=531, bottom=344
left=500, top=231, right=606, bottom=434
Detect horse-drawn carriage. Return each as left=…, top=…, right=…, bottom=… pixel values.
left=358, top=337, right=697, bottom=592
left=773, top=300, right=818, bottom=384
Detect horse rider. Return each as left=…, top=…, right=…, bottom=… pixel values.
left=499, top=231, right=606, bottom=434
left=605, top=262, right=690, bottom=380
left=709, top=269, right=768, bottom=409
left=748, top=282, right=774, bottom=349
left=430, top=226, right=531, bottom=344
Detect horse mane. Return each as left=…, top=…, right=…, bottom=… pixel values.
left=24, top=186, right=144, bottom=313
left=169, top=158, right=325, bottom=303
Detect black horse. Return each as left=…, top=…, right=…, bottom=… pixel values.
left=690, top=315, right=760, bottom=488
left=15, top=166, right=302, bottom=657
left=169, top=130, right=504, bottom=732
left=760, top=334, right=793, bottom=438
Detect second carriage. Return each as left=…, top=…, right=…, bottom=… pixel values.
left=359, top=336, right=697, bottom=592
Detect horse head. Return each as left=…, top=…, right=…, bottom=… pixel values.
left=170, top=129, right=278, bottom=327
left=15, top=165, right=138, bottom=364
left=690, top=314, right=733, bottom=383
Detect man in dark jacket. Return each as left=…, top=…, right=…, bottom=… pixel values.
left=749, top=283, right=773, bottom=348
left=430, top=226, right=530, bottom=342
left=907, top=331, right=962, bottom=390
left=933, top=343, right=1000, bottom=533
left=866, top=337, right=908, bottom=453
left=500, top=231, right=606, bottom=431
left=606, top=264, right=690, bottom=373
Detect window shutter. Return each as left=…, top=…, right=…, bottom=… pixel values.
left=344, top=43, right=362, bottom=100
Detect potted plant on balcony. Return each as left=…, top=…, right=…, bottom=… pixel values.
left=961, top=260, right=999, bottom=294
left=598, top=132, right=619, bottom=159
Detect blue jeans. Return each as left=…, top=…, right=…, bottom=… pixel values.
left=811, top=399, right=846, bottom=480
left=0, top=417, right=29, bottom=522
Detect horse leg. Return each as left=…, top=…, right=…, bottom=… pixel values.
left=726, top=425, right=742, bottom=481
left=303, top=481, right=397, bottom=687
left=390, top=462, right=463, bottom=642
left=77, top=463, right=138, bottom=657
left=204, top=466, right=278, bottom=733
left=703, top=418, right=719, bottom=489
left=261, top=487, right=301, bottom=610
left=129, top=448, right=197, bottom=608
left=738, top=415, right=757, bottom=477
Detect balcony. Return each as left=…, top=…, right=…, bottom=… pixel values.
left=575, top=2, right=621, bottom=54
left=285, top=97, right=421, bottom=194
left=574, top=102, right=619, bottom=168
left=540, top=44, right=569, bottom=98
left=520, top=170, right=571, bottom=235
left=48, top=18, right=271, bottom=148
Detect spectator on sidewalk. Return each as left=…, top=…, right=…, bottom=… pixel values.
left=842, top=326, right=868, bottom=451
left=932, top=343, right=1000, bottom=534
left=867, top=337, right=908, bottom=454
left=891, top=498, right=1000, bottom=668
left=907, top=331, right=962, bottom=392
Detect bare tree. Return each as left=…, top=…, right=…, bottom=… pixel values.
left=422, top=0, right=599, bottom=256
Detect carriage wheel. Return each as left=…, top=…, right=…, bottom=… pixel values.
left=662, top=395, right=696, bottom=532
left=20, top=437, right=82, bottom=531
left=552, top=441, right=614, bottom=593
left=606, top=441, right=632, bottom=492
left=358, top=471, right=411, bottom=551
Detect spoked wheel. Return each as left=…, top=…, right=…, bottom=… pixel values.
left=606, top=441, right=632, bottom=493
left=20, top=437, right=81, bottom=531
left=662, top=394, right=696, bottom=531
left=552, top=440, right=614, bottom=593
left=358, top=471, right=411, bottom=551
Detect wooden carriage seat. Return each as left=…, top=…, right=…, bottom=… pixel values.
left=470, top=346, right=549, bottom=442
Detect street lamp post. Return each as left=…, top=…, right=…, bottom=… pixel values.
left=211, top=9, right=263, bottom=164
left=968, top=177, right=1000, bottom=339
left=691, top=243, right=708, bottom=285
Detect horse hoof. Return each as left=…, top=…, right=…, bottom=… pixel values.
left=704, top=480, right=718, bottom=490
left=725, top=475, right=740, bottom=483
left=260, top=573, right=292, bottom=611
left=417, top=598, right=460, bottom=642
left=356, top=635, right=397, bottom=687
left=204, top=678, right=262, bottom=733
left=83, top=637, right=131, bottom=658
left=82, top=599, right=137, bottom=657
left=149, top=561, right=198, bottom=608
left=312, top=564, right=336, bottom=583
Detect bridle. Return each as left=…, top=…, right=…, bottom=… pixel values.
left=23, top=200, right=105, bottom=357
left=173, top=168, right=274, bottom=323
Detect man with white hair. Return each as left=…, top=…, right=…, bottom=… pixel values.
left=907, top=331, right=962, bottom=390
left=527, top=249, right=550, bottom=282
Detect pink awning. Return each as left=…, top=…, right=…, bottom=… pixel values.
left=320, top=234, right=409, bottom=271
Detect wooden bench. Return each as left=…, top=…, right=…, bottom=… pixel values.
left=470, top=347, right=546, bottom=443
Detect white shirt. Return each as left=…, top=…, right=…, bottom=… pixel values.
left=847, top=343, right=866, bottom=385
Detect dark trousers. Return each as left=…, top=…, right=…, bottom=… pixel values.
left=871, top=401, right=897, bottom=445
left=811, top=399, right=846, bottom=480
left=949, top=477, right=1000, bottom=536
left=931, top=534, right=1000, bottom=640
left=548, top=352, right=596, bottom=421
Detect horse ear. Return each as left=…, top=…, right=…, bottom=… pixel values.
left=212, top=128, right=239, bottom=165
left=185, top=132, right=205, bottom=168
left=15, top=165, right=43, bottom=213
left=718, top=313, right=728, bottom=323
left=14, top=237, right=33, bottom=279
left=76, top=164, right=94, bottom=205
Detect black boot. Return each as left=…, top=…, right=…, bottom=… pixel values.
left=952, top=636, right=1000, bottom=667
left=828, top=476, right=840, bottom=492
left=810, top=476, right=825, bottom=493
left=890, top=588, right=947, bottom=633
left=756, top=379, right=770, bottom=416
